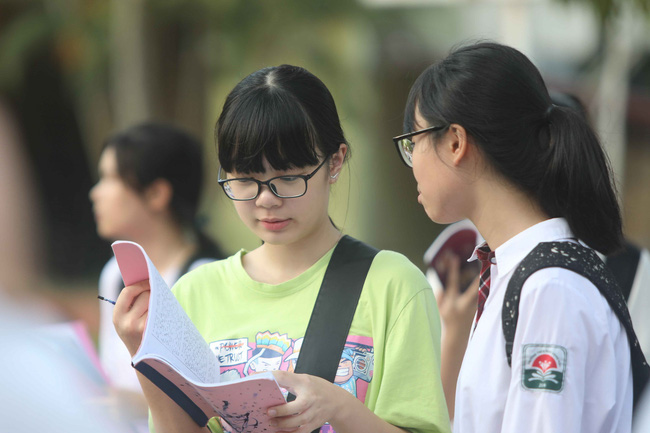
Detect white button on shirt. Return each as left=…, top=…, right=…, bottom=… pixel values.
left=454, top=218, right=633, bottom=433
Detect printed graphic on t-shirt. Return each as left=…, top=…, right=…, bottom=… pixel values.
left=521, top=344, right=567, bottom=392
left=209, top=331, right=374, bottom=430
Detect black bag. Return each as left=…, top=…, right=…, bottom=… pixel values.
left=605, top=241, right=641, bottom=301
left=502, top=241, right=649, bottom=410
left=288, top=235, right=378, bottom=432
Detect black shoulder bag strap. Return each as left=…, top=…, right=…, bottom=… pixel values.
left=502, top=241, right=649, bottom=409
left=288, top=236, right=378, bottom=407
left=605, top=241, right=641, bottom=301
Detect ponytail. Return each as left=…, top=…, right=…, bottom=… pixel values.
left=539, top=106, right=623, bottom=254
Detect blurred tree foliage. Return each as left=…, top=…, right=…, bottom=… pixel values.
left=3, top=0, right=645, bottom=281
left=560, top=0, right=649, bottom=24
left=0, top=0, right=438, bottom=279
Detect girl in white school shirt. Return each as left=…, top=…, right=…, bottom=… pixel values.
left=393, top=42, right=633, bottom=432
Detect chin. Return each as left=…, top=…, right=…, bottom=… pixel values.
left=255, top=230, right=289, bottom=245
left=96, top=226, right=111, bottom=240
left=422, top=206, right=453, bottom=225
left=420, top=204, right=439, bottom=223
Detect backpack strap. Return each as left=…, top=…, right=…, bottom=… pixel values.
left=605, top=241, right=641, bottom=301
left=288, top=236, right=378, bottom=405
left=503, top=241, right=649, bottom=408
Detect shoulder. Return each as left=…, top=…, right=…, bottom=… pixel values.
left=511, top=241, right=617, bottom=318
left=99, top=257, right=119, bottom=278
left=370, top=250, right=428, bottom=281
left=520, top=267, right=615, bottom=326
left=365, top=249, right=431, bottom=301
left=172, top=251, right=239, bottom=294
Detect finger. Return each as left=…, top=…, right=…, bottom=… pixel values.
left=114, top=280, right=150, bottom=313
left=271, top=370, right=301, bottom=396
left=127, top=291, right=150, bottom=324
left=460, top=275, right=480, bottom=305
left=272, top=410, right=316, bottom=432
left=435, top=288, right=445, bottom=307
left=268, top=372, right=311, bottom=419
left=114, top=285, right=150, bottom=324
left=269, top=399, right=304, bottom=419
left=445, top=255, right=461, bottom=297
left=112, top=281, right=151, bottom=355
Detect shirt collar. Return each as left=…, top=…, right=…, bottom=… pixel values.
left=469, top=218, right=576, bottom=275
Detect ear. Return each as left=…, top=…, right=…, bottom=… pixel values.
left=448, top=124, right=470, bottom=166
left=328, top=143, right=348, bottom=183
left=144, top=179, right=173, bottom=212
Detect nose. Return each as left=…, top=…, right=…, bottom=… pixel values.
left=89, top=181, right=100, bottom=202
left=254, top=183, right=282, bottom=208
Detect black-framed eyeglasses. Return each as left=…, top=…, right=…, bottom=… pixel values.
left=217, top=158, right=329, bottom=201
left=392, top=125, right=447, bottom=168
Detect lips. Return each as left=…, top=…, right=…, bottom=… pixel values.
left=259, top=218, right=291, bottom=231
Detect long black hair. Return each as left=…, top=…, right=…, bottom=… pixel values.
left=103, top=122, right=223, bottom=258
left=216, top=64, right=348, bottom=174
left=404, top=42, right=622, bottom=254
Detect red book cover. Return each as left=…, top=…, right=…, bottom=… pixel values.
left=424, top=220, right=483, bottom=293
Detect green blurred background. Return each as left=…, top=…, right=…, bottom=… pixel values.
left=1, top=0, right=649, bottom=333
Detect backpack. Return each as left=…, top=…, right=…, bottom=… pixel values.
left=502, top=241, right=650, bottom=410
left=605, top=241, right=641, bottom=301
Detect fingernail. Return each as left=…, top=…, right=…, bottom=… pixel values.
left=268, top=409, right=277, bottom=417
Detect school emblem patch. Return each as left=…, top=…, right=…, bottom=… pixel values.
left=521, top=344, right=567, bottom=392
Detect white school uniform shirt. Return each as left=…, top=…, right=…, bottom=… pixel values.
left=454, top=218, right=633, bottom=433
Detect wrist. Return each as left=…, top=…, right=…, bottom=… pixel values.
left=443, top=323, right=472, bottom=342
left=327, top=384, right=357, bottom=426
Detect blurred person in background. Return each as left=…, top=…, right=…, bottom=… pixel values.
left=394, top=42, right=642, bottom=433
left=113, top=64, right=450, bottom=433
left=89, top=122, right=225, bottom=431
left=0, top=102, right=128, bottom=433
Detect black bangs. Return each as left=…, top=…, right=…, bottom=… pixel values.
left=217, top=81, right=320, bottom=174
left=402, top=66, right=443, bottom=133
left=402, top=78, right=422, bottom=133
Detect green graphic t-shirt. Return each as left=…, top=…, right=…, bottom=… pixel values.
left=172, top=243, right=450, bottom=433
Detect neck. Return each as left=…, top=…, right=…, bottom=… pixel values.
left=245, top=220, right=342, bottom=284
left=130, top=220, right=196, bottom=275
left=469, top=179, right=548, bottom=251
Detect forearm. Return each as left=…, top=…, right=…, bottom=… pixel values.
left=440, top=329, right=469, bottom=420
left=329, top=386, right=408, bottom=433
left=136, top=371, right=208, bottom=433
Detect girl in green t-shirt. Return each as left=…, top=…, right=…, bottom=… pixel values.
left=113, top=64, right=450, bottom=433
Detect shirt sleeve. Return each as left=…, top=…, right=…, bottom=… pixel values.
left=372, top=286, right=451, bottom=433
left=500, top=268, right=627, bottom=433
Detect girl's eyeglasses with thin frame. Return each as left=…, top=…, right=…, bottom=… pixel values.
left=392, top=125, right=447, bottom=168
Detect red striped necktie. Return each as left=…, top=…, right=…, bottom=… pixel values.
left=475, top=245, right=496, bottom=329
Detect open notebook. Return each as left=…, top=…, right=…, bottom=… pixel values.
left=112, top=240, right=285, bottom=431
